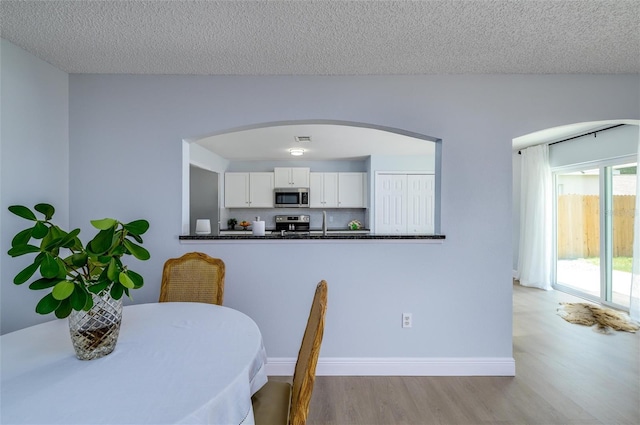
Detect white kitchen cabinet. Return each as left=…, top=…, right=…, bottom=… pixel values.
left=310, top=172, right=338, bottom=208
left=338, top=172, right=366, bottom=208
left=310, top=172, right=366, bottom=208
left=224, top=172, right=274, bottom=208
left=375, top=173, right=434, bottom=234
left=274, top=167, right=310, bottom=188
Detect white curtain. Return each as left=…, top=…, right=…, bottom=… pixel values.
left=630, top=128, right=640, bottom=321
left=517, top=144, right=553, bottom=290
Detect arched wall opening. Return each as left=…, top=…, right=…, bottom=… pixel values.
left=181, top=119, right=443, bottom=236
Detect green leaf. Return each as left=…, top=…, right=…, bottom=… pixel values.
left=60, top=228, right=81, bottom=248
left=14, top=262, right=41, bottom=285
left=90, top=218, right=117, bottom=230
left=35, top=293, right=61, bottom=315
left=127, top=270, right=144, bottom=289
left=8, top=205, right=37, bottom=221
left=42, top=237, right=64, bottom=252
left=11, top=228, right=33, bottom=247
left=107, top=257, right=119, bottom=281
left=29, top=277, right=60, bottom=290
left=34, top=203, right=55, bottom=220
left=40, top=253, right=59, bottom=278
left=54, top=299, right=72, bottom=319
left=52, top=280, right=75, bottom=300
left=88, top=227, right=115, bottom=254
left=70, top=285, right=88, bottom=311
left=83, top=293, right=94, bottom=310
left=55, top=258, right=68, bottom=279
left=130, top=234, right=144, bottom=244
left=111, top=244, right=125, bottom=256
left=87, top=280, right=110, bottom=294
left=32, top=221, right=49, bottom=239
left=7, top=244, right=40, bottom=257
left=110, top=282, right=124, bottom=300
left=123, top=239, right=150, bottom=261
left=124, top=220, right=149, bottom=235
left=70, top=252, right=88, bottom=267
left=119, top=271, right=135, bottom=289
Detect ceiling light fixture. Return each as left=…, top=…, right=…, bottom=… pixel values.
left=289, top=148, right=305, bottom=156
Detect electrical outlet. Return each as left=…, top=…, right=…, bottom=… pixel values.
left=329, top=215, right=334, bottom=223
left=402, top=313, right=412, bottom=328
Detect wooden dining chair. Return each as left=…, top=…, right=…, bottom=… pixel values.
left=158, top=252, right=225, bottom=305
left=252, top=280, right=328, bottom=425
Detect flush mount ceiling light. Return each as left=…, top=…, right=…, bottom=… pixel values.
left=289, top=148, right=305, bottom=156
left=295, top=136, right=312, bottom=143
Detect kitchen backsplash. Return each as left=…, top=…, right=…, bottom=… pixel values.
left=221, top=208, right=367, bottom=230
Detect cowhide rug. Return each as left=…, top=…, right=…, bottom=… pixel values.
left=557, top=302, right=639, bottom=334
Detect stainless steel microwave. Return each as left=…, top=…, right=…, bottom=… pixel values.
left=274, top=188, right=309, bottom=208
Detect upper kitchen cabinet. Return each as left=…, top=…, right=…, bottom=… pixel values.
left=310, top=172, right=366, bottom=208
left=225, top=172, right=274, bottom=208
left=338, top=172, right=367, bottom=208
left=310, top=172, right=338, bottom=208
left=274, top=167, right=310, bottom=188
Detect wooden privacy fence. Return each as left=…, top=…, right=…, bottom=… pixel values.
left=557, top=194, right=635, bottom=258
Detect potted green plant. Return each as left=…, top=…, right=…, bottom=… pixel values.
left=227, top=218, right=237, bottom=230
left=6, top=203, right=150, bottom=360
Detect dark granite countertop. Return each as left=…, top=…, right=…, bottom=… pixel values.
left=180, top=232, right=445, bottom=241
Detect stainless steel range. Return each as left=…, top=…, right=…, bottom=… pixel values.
left=274, top=214, right=310, bottom=232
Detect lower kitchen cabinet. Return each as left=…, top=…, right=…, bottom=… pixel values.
left=224, top=172, right=274, bottom=208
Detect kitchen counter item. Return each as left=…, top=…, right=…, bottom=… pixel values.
left=252, top=219, right=265, bottom=236
left=347, top=220, right=363, bottom=230
left=275, top=214, right=310, bottom=232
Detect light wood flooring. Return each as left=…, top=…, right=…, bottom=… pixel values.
left=286, top=283, right=640, bottom=425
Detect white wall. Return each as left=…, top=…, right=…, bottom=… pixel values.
left=62, top=74, right=638, bottom=367
left=2, top=46, right=639, bottom=373
left=550, top=124, right=639, bottom=168
left=1, top=39, right=69, bottom=333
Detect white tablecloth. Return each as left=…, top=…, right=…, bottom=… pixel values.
left=1, top=302, right=268, bottom=425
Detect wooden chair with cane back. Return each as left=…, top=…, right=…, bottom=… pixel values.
left=158, top=252, right=225, bottom=305
left=252, top=280, right=328, bottom=425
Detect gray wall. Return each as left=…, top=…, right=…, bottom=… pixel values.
left=1, top=39, right=70, bottom=333
left=63, top=74, right=638, bottom=360
left=189, top=165, right=219, bottom=235
left=2, top=39, right=639, bottom=364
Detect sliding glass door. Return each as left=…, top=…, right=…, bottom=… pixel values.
left=554, top=159, right=637, bottom=309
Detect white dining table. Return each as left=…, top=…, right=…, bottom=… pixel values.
left=0, top=302, right=268, bottom=425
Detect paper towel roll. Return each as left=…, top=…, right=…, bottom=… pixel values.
left=252, top=220, right=265, bottom=236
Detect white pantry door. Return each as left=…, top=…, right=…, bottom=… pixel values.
left=407, top=174, right=435, bottom=234
left=375, top=174, right=407, bottom=234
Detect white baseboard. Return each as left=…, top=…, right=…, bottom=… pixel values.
left=266, top=357, right=516, bottom=376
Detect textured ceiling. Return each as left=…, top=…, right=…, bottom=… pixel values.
left=1, top=0, right=639, bottom=75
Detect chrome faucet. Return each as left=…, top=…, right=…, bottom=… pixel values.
left=322, top=211, right=327, bottom=236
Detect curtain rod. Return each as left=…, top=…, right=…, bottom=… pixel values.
left=517, top=124, right=625, bottom=155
